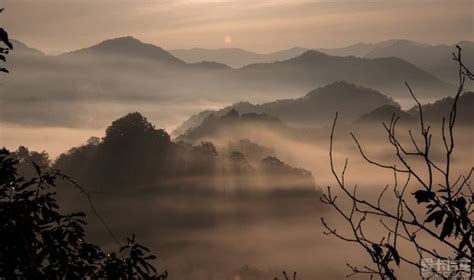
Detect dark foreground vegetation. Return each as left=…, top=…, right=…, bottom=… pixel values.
left=0, top=148, right=168, bottom=279
left=0, top=9, right=170, bottom=279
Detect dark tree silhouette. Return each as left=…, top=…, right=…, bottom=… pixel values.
left=0, top=148, right=168, bottom=279
left=321, top=47, right=473, bottom=279
left=12, top=146, right=51, bottom=178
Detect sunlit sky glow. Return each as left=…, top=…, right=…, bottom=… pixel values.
left=2, top=0, right=473, bottom=53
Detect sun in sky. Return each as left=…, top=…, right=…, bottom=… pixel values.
left=224, top=35, right=232, bottom=44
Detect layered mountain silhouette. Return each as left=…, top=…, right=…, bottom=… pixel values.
left=169, top=40, right=437, bottom=68
left=10, top=39, right=44, bottom=57
left=2, top=36, right=457, bottom=128
left=62, top=36, right=185, bottom=64
left=407, top=91, right=474, bottom=123
left=7, top=39, right=48, bottom=70
left=234, top=49, right=452, bottom=98
left=1, top=37, right=233, bottom=127
left=172, top=110, right=217, bottom=138
left=174, top=81, right=399, bottom=136
left=176, top=109, right=283, bottom=142
left=317, top=42, right=390, bottom=58
left=169, top=40, right=472, bottom=84
left=356, top=91, right=474, bottom=124
left=355, top=104, right=415, bottom=124
left=176, top=82, right=473, bottom=141
left=317, top=40, right=431, bottom=58
left=224, top=139, right=276, bottom=166
left=170, top=47, right=307, bottom=68
left=365, top=40, right=474, bottom=84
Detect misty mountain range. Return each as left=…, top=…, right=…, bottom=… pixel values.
left=171, top=39, right=474, bottom=84
left=2, top=36, right=463, bottom=129
left=172, top=81, right=396, bottom=136
left=173, top=82, right=473, bottom=138
left=170, top=47, right=308, bottom=69
left=355, top=91, right=474, bottom=125
left=169, top=40, right=405, bottom=68
left=0, top=37, right=474, bottom=132
left=365, top=40, right=474, bottom=84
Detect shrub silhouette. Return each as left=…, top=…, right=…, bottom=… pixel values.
left=0, top=148, right=167, bottom=279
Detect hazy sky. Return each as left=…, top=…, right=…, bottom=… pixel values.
left=2, top=0, right=472, bottom=53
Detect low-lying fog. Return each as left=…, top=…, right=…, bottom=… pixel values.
left=0, top=100, right=227, bottom=157
left=0, top=93, right=457, bottom=159
left=45, top=118, right=471, bottom=280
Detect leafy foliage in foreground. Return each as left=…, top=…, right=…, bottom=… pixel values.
left=0, top=148, right=167, bottom=279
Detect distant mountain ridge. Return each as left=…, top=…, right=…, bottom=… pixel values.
left=234, top=50, right=451, bottom=98
left=11, top=37, right=453, bottom=95
left=177, top=109, right=284, bottom=142
left=175, top=83, right=473, bottom=138
left=408, top=91, right=474, bottom=123
left=317, top=40, right=432, bottom=58
left=356, top=91, right=474, bottom=124
left=61, top=36, right=185, bottom=65
left=170, top=47, right=308, bottom=68
left=173, top=81, right=399, bottom=137
left=3, top=37, right=458, bottom=129
left=10, top=39, right=45, bottom=57
left=169, top=39, right=472, bottom=76
left=365, top=40, right=474, bottom=83
left=169, top=40, right=422, bottom=68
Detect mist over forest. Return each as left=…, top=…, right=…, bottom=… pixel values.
left=0, top=2, right=473, bottom=279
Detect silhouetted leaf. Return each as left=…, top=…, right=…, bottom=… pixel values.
left=413, top=190, right=435, bottom=203
left=0, top=28, right=13, bottom=49
left=461, top=215, right=469, bottom=230
left=371, top=244, right=383, bottom=258
left=454, top=197, right=466, bottom=210
left=425, top=210, right=444, bottom=227
left=440, top=215, right=454, bottom=240
left=458, top=233, right=471, bottom=251
left=385, top=244, right=400, bottom=266
left=426, top=203, right=436, bottom=214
